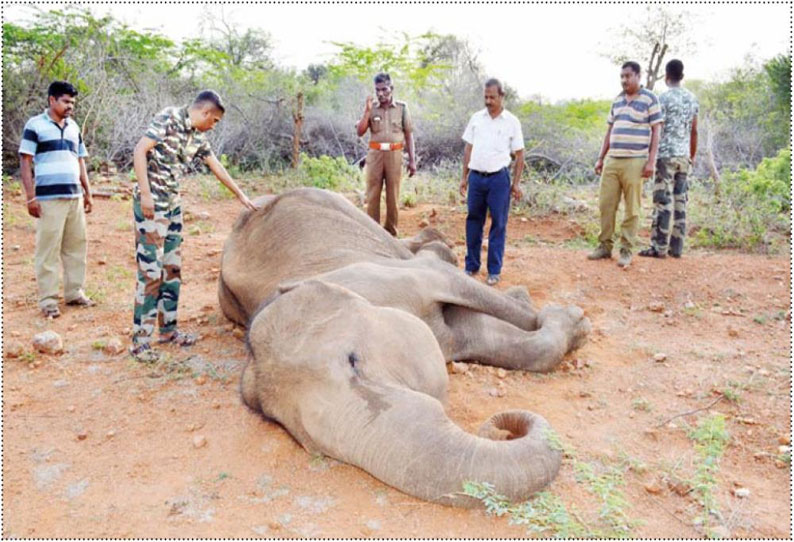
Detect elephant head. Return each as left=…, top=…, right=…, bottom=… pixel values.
left=241, top=279, right=562, bottom=506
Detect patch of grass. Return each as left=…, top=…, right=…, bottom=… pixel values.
left=631, top=397, right=652, bottom=412
left=401, top=192, right=417, bottom=208
left=215, top=472, right=230, bottom=482
left=115, top=218, right=132, bottom=231
left=687, top=414, right=731, bottom=537
left=84, top=286, right=107, bottom=303
left=91, top=340, right=106, bottom=350
left=462, top=482, right=588, bottom=538
left=752, top=314, right=767, bottom=325
left=106, top=265, right=134, bottom=283
left=573, top=461, right=638, bottom=538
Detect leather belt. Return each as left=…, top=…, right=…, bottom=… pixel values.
left=471, top=168, right=504, bottom=177
left=369, top=142, right=404, bottom=151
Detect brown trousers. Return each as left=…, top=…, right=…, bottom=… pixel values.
left=365, top=148, right=403, bottom=236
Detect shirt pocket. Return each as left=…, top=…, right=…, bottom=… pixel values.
left=370, top=114, right=384, bottom=134
left=390, top=110, right=403, bottom=133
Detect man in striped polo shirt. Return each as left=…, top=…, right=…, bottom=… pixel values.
left=589, top=61, right=664, bottom=268
left=19, top=80, right=95, bottom=318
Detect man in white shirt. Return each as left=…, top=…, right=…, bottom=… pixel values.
left=459, top=78, right=525, bottom=286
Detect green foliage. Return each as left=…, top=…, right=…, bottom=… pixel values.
left=573, top=462, right=637, bottom=537
left=764, top=54, right=791, bottom=118
left=687, top=414, right=730, bottom=536
left=462, top=482, right=587, bottom=538
left=297, top=153, right=360, bottom=191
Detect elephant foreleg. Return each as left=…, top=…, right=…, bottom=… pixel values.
left=442, top=304, right=591, bottom=372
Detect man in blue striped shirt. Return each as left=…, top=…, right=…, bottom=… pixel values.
left=589, top=62, right=663, bottom=268
left=19, top=81, right=94, bottom=318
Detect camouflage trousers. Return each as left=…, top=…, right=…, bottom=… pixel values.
left=650, top=157, right=690, bottom=256
left=132, top=196, right=183, bottom=346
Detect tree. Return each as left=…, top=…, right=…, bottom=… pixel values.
left=604, top=6, right=698, bottom=90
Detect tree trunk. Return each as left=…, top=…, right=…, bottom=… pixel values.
left=291, top=91, right=304, bottom=169
left=704, top=117, right=722, bottom=197
left=646, top=42, right=668, bottom=91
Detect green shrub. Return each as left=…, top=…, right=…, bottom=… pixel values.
left=298, top=153, right=360, bottom=191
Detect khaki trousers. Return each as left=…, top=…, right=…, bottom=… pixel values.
left=35, top=197, right=87, bottom=309
left=365, top=148, right=403, bottom=236
left=598, top=157, right=646, bottom=252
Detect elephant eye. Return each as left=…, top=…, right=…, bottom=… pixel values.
left=348, top=352, right=360, bottom=369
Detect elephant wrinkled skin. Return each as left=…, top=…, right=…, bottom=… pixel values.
left=219, top=188, right=590, bottom=506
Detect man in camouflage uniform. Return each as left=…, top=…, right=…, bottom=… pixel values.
left=130, top=90, right=257, bottom=363
left=356, top=72, right=416, bottom=236
left=640, top=59, right=699, bottom=259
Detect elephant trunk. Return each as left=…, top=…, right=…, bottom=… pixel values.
left=324, top=386, right=561, bottom=507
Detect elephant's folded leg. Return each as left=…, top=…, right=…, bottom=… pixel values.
left=444, top=304, right=591, bottom=372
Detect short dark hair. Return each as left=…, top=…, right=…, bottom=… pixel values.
left=484, top=77, right=504, bottom=96
left=48, top=81, right=78, bottom=100
left=621, top=61, right=641, bottom=75
left=193, top=90, right=225, bottom=113
left=666, top=59, right=685, bottom=82
left=374, top=72, right=391, bottom=86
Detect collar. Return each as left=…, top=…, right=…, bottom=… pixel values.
left=482, top=107, right=505, bottom=119
left=179, top=105, right=195, bottom=131
left=376, top=99, right=396, bottom=109
left=43, top=109, right=70, bottom=127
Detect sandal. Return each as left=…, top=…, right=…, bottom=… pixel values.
left=66, top=293, right=96, bottom=307
left=158, top=330, right=199, bottom=347
left=130, top=343, right=160, bottom=363
left=638, top=247, right=667, bottom=259
left=41, top=305, right=61, bottom=318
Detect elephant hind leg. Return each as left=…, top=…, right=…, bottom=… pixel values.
left=505, top=285, right=533, bottom=310
left=240, top=360, right=261, bottom=413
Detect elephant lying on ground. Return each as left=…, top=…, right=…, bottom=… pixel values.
left=218, top=188, right=590, bottom=506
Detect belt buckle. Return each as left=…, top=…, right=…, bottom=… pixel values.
left=379, top=143, right=391, bottom=151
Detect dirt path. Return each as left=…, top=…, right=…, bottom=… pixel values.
left=3, top=180, right=790, bottom=537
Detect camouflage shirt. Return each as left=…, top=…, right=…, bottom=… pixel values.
left=134, top=105, right=213, bottom=209
left=658, top=87, right=699, bottom=159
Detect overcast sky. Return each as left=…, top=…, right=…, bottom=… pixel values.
left=5, top=3, right=790, bottom=101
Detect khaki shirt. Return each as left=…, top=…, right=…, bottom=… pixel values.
left=368, top=100, right=413, bottom=144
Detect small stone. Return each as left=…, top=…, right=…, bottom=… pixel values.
left=97, top=257, right=107, bottom=265
left=450, top=362, right=469, bottom=375
left=192, top=435, right=207, bottom=448
left=778, top=445, right=790, bottom=455
left=628, top=412, right=635, bottom=419
left=194, top=375, right=207, bottom=386
left=487, top=388, right=505, bottom=398
left=198, top=211, right=211, bottom=221
left=32, top=331, right=63, bottom=355
left=648, top=301, right=665, bottom=313
left=102, top=338, right=124, bottom=356
left=496, top=368, right=507, bottom=379
left=232, top=327, right=245, bottom=340
left=644, top=482, right=663, bottom=495
left=684, top=301, right=695, bottom=310
left=10, top=331, right=21, bottom=337
left=653, top=352, right=667, bottom=362
left=67, top=405, right=76, bottom=413
left=5, top=340, right=25, bottom=358
left=418, top=219, right=429, bottom=228
left=733, top=487, right=750, bottom=498
left=76, top=430, right=88, bottom=441
left=578, top=391, right=592, bottom=398
left=758, top=369, right=770, bottom=377
left=520, top=217, right=528, bottom=223
left=106, top=430, right=116, bottom=439
left=778, top=435, right=791, bottom=445
left=212, top=401, right=221, bottom=410
left=728, top=327, right=739, bottom=337
left=11, top=244, right=20, bottom=251
left=68, top=324, right=78, bottom=331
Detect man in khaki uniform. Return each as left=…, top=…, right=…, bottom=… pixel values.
left=356, top=72, right=416, bottom=236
